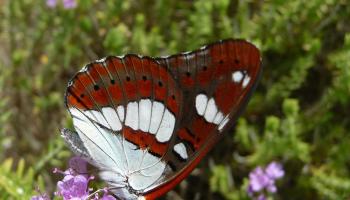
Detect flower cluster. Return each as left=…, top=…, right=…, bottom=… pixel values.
left=31, top=156, right=115, bottom=200
left=46, top=0, right=77, bottom=9
left=247, top=161, right=285, bottom=200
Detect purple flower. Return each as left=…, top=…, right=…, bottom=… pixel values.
left=46, top=0, right=77, bottom=9
left=46, top=0, right=57, bottom=8
left=265, top=162, right=285, bottom=180
left=247, top=161, right=284, bottom=199
left=63, top=0, right=77, bottom=9
left=266, top=182, right=277, bottom=193
left=257, top=194, right=266, bottom=200
left=56, top=174, right=91, bottom=199
left=248, top=167, right=271, bottom=192
left=34, top=156, right=115, bottom=200
left=54, top=157, right=94, bottom=200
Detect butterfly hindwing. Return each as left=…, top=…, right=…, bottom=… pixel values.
left=65, top=55, right=187, bottom=199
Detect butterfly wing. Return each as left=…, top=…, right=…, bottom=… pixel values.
left=64, top=55, right=185, bottom=199
left=62, top=39, right=261, bottom=199
left=144, top=39, right=262, bottom=198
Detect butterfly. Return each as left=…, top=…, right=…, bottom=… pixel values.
left=61, top=39, right=262, bottom=200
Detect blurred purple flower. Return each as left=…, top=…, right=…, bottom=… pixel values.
left=266, top=181, right=277, bottom=193
left=45, top=0, right=77, bottom=9
left=265, top=162, right=285, bottom=180
left=247, top=161, right=284, bottom=199
left=257, top=194, right=266, bottom=200
left=248, top=167, right=271, bottom=192
left=63, top=0, right=77, bottom=9
left=46, top=0, right=57, bottom=8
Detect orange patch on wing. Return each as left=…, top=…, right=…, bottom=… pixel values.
left=138, top=79, right=153, bottom=98
left=124, top=82, right=138, bottom=100
left=108, top=84, right=123, bottom=104
left=67, top=87, right=94, bottom=109
left=123, top=127, right=169, bottom=157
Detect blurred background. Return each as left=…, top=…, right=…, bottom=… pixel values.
left=0, top=0, right=350, bottom=199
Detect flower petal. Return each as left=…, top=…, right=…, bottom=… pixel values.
left=265, top=162, right=285, bottom=180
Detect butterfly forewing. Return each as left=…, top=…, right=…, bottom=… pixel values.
left=145, top=39, right=261, bottom=198
left=62, top=39, right=261, bottom=200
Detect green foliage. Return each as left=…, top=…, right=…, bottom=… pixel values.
left=210, top=165, right=250, bottom=200
left=311, top=167, right=350, bottom=199
left=0, top=0, right=349, bottom=199
left=248, top=99, right=310, bottom=164
left=0, top=158, right=44, bottom=200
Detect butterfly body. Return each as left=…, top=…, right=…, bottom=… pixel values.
left=62, top=39, right=262, bottom=199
